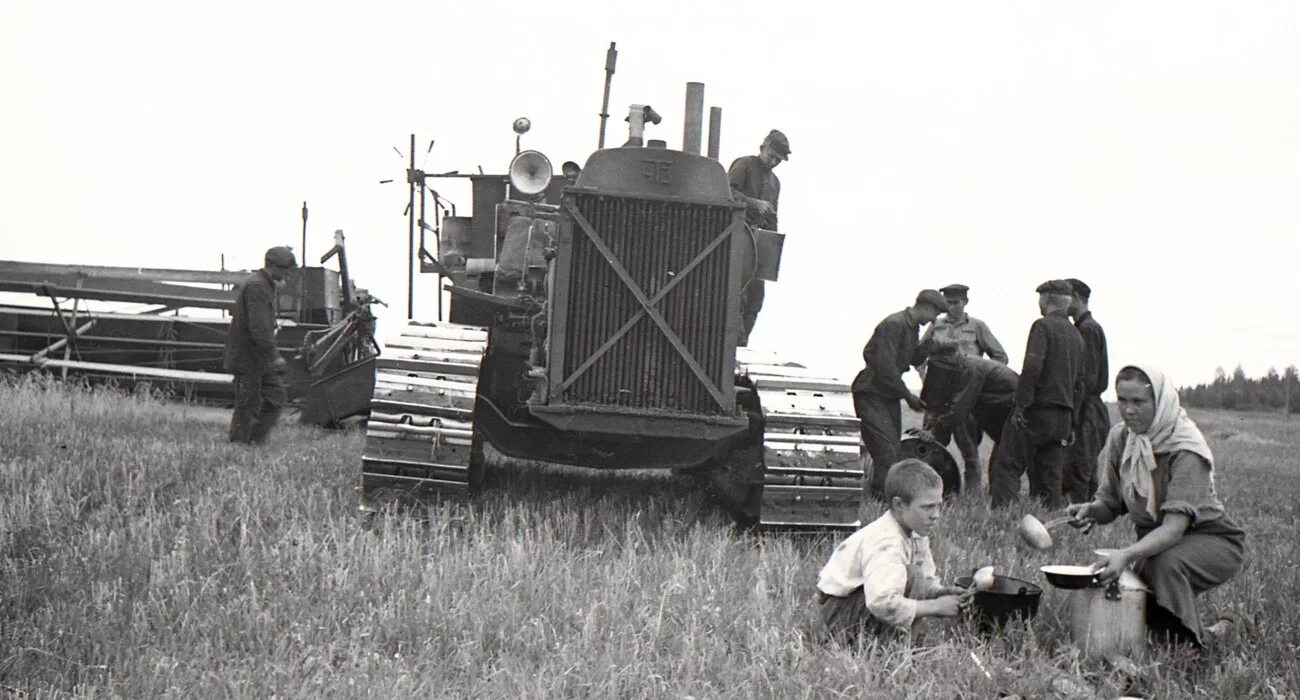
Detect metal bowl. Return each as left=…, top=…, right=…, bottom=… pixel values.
left=1040, top=564, right=1101, bottom=589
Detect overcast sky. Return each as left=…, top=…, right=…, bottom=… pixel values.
left=3, top=1, right=1297, bottom=392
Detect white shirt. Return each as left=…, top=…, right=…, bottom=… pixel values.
left=816, top=511, right=942, bottom=629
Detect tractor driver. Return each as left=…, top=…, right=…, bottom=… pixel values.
left=728, top=129, right=789, bottom=347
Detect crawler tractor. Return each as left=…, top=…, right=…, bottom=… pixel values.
left=361, top=62, right=865, bottom=528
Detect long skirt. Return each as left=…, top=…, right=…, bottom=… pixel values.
left=1134, top=516, right=1246, bottom=647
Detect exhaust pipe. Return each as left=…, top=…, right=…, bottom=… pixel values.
left=683, top=82, right=704, bottom=155
left=707, top=107, right=722, bottom=160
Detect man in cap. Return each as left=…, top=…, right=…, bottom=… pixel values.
left=919, top=284, right=1008, bottom=364
left=916, top=283, right=1009, bottom=486
left=223, top=246, right=296, bottom=444
left=919, top=347, right=1020, bottom=490
left=989, top=280, right=1084, bottom=509
left=728, top=129, right=790, bottom=346
left=1063, top=278, right=1110, bottom=502
left=851, top=290, right=948, bottom=501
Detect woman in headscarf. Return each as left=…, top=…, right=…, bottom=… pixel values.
left=1066, top=365, right=1245, bottom=647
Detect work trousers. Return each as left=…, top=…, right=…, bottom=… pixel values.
left=814, top=589, right=904, bottom=647
left=1063, top=396, right=1110, bottom=503
left=988, top=405, right=1072, bottom=509
left=1135, top=518, right=1246, bottom=647
left=853, top=390, right=901, bottom=498
left=961, top=401, right=1015, bottom=491
left=228, top=370, right=287, bottom=445
left=738, top=279, right=766, bottom=347
left=931, top=415, right=985, bottom=491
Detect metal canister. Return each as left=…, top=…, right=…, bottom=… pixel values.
left=1067, top=569, right=1148, bottom=659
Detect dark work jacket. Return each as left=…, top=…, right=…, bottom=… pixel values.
left=851, top=309, right=924, bottom=399
left=1074, top=311, right=1109, bottom=398
left=938, top=357, right=1019, bottom=428
left=223, top=269, right=280, bottom=374
left=1013, top=313, right=1084, bottom=413
left=727, top=155, right=780, bottom=230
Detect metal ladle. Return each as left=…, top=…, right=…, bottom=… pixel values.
left=1019, top=514, right=1074, bottom=550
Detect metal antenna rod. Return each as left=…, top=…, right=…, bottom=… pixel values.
left=300, top=202, right=308, bottom=267
left=407, top=133, right=415, bottom=320
left=597, top=41, right=617, bottom=149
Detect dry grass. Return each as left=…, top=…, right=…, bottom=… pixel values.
left=1, top=375, right=1297, bottom=698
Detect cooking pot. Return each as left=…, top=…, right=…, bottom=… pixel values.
left=954, top=573, right=1042, bottom=631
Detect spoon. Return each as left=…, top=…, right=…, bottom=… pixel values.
left=961, top=565, right=997, bottom=599
left=1019, top=514, right=1074, bottom=550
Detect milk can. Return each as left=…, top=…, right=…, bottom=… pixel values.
left=1067, top=569, right=1148, bottom=659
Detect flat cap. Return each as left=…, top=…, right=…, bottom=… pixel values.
left=763, top=129, right=791, bottom=160
left=1035, top=279, right=1073, bottom=295
left=264, top=246, right=297, bottom=269
left=1065, top=277, right=1091, bottom=299
left=915, top=289, right=949, bottom=313
left=939, top=283, right=969, bottom=296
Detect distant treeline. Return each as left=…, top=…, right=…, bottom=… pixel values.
left=1179, top=365, right=1299, bottom=412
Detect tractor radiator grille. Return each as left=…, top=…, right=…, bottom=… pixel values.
left=561, top=194, right=735, bottom=415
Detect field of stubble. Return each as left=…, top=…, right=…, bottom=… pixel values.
left=1, top=376, right=1297, bottom=698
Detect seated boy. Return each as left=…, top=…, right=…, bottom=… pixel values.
left=815, top=458, right=966, bottom=644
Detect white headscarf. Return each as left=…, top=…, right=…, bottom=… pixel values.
left=1104, top=364, right=1214, bottom=520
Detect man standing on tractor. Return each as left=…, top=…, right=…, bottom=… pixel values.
left=728, top=129, right=790, bottom=347
left=851, top=290, right=948, bottom=503
left=224, top=246, right=296, bottom=445
left=915, top=283, right=1009, bottom=488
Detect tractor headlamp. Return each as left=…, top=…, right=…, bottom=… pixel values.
left=508, top=150, right=553, bottom=197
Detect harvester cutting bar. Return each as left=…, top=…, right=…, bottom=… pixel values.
left=360, top=322, right=487, bottom=511
left=736, top=350, right=865, bottom=530
left=0, top=353, right=234, bottom=385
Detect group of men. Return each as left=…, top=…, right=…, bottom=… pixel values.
left=851, top=280, right=1110, bottom=510
left=725, top=126, right=1112, bottom=510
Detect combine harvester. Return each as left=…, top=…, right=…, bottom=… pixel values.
left=359, top=44, right=875, bottom=529
left=0, top=230, right=381, bottom=427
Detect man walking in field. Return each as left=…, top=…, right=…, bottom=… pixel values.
left=989, top=280, right=1084, bottom=509
left=916, top=283, right=1009, bottom=486
left=1063, top=278, right=1110, bottom=502
left=851, top=290, right=948, bottom=502
left=224, top=246, right=296, bottom=445
left=728, top=129, right=789, bottom=347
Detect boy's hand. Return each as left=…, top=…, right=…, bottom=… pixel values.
left=930, top=595, right=963, bottom=617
